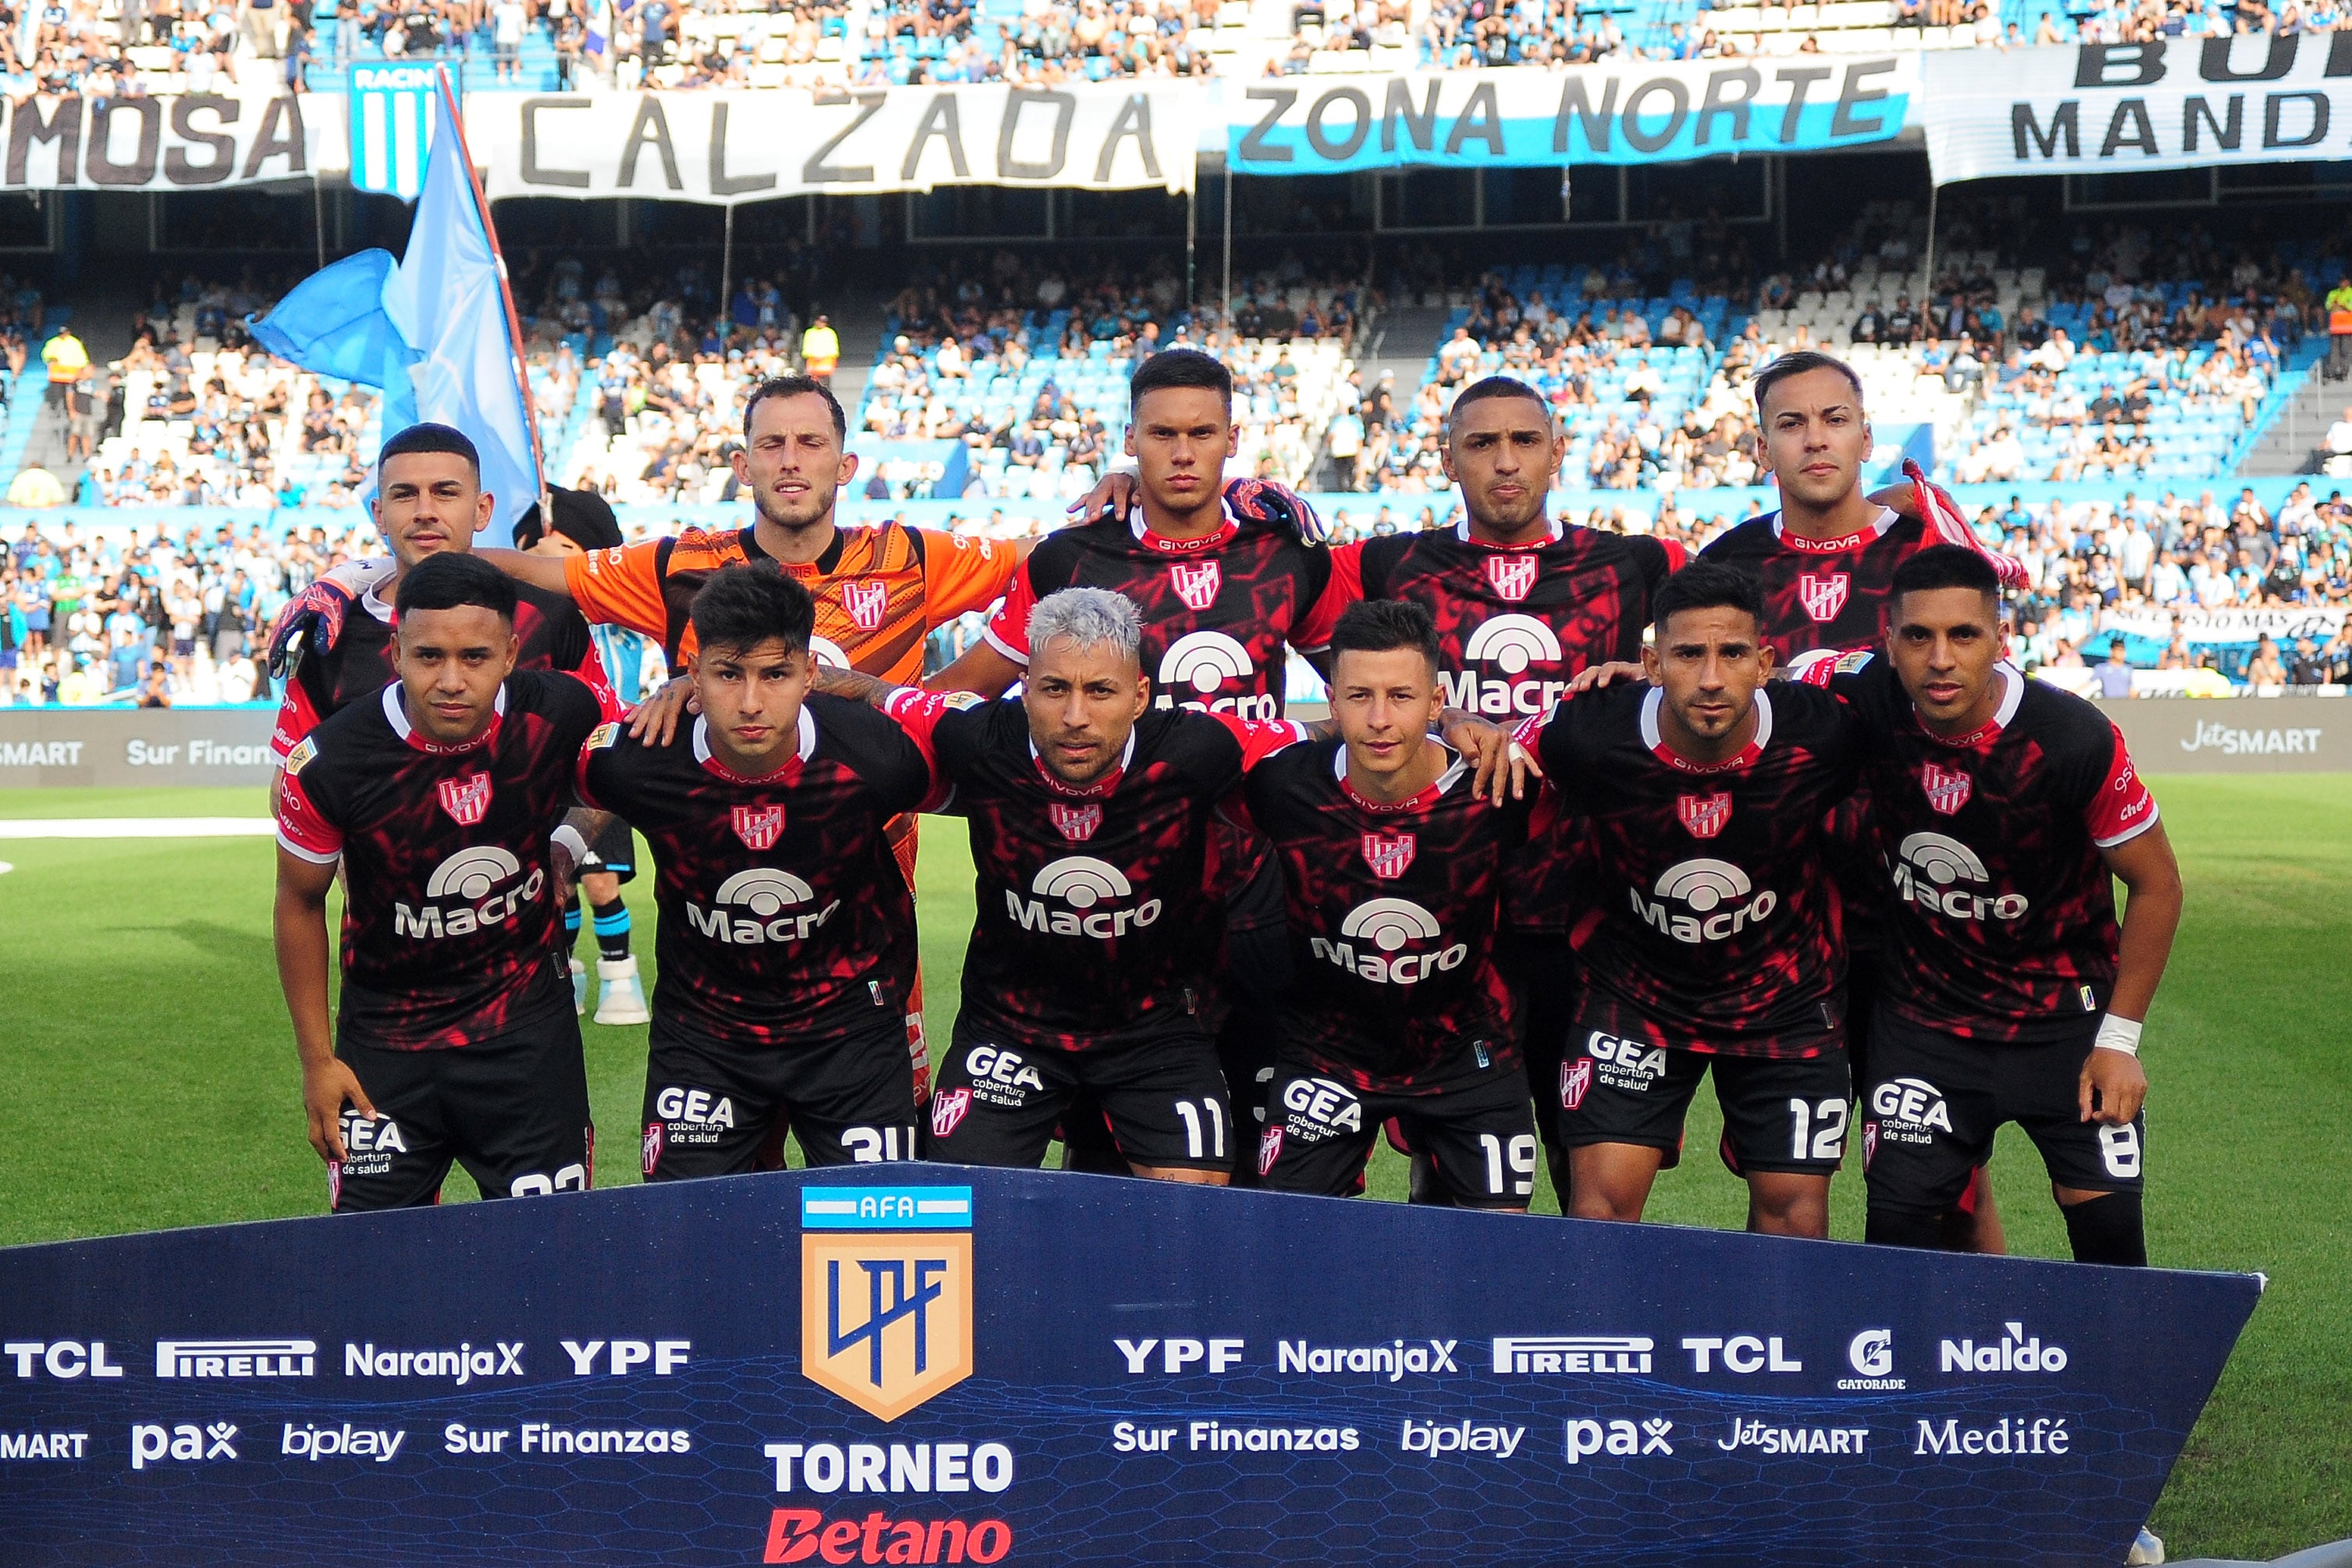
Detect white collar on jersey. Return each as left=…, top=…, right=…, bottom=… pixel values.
left=1028, top=726, right=1138, bottom=783
left=1331, top=736, right=1468, bottom=799
left=382, top=679, right=506, bottom=741
left=1984, top=663, right=2027, bottom=731
left=1768, top=504, right=1898, bottom=547
left=1640, top=684, right=1774, bottom=756
left=1126, top=497, right=1240, bottom=548
left=1454, top=517, right=1564, bottom=546
left=694, top=705, right=817, bottom=769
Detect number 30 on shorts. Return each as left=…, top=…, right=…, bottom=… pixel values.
left=1787, top=1097, right=1850, bottom=1162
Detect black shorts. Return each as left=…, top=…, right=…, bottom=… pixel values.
left=1496, top=933, right=1578, bottom=1155
left=1217, top=855, right=1292, bottom=1143
left=1862, top=1013, right=2144, bottom=1217
left=1260, top=1058, right=1535, bottom=1210
left=641, top=1012, right=917, bottom=1180
left=929, top=1022, right=1233, bottom=1174
left=1554, top=1020, right=1852, bottom=1178
left=578, top=816, right=638, bottom=884
left=331, top=1010, right=593, bottom=1212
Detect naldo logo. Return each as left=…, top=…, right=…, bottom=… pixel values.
left=1841, top=1329, right=1905, bottom=1391
left=1941, top=1323, right=2069, bottom=1374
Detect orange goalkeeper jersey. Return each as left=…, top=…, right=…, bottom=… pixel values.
left=564, top=520, right=1019, bottom=680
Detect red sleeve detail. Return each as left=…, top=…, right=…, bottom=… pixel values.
left=1291, top=541, right=1362, bottom=652
left=1510, top=713, right=1546, bottom=748
left=1209, top=712, right=1308, bottom=770
left=269, top=680, right=321, bottom=763
left=2085, top=722, right=2159, bottom=848
left=1660, top=538, right=1689, bottom=573
left=980, top=561, right=1039, bottom=664
left=881, top=688, right=955, bottom=807
left=571, top=637, right=625, bottom=723
left=574, top=738, right=605, bottom=812
left=274, top=766, right=343, bottom=862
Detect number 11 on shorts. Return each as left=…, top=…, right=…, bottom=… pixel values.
left=1174, top=1100, right=1226, bottom=1162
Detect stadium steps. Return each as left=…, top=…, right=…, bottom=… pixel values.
left=1357, top=303, right=1451, bottom=398
left=823, top=294, right=892, bottom=424
left=2237, top=351, right=2343, bottom=477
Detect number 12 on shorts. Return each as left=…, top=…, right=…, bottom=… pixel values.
left=1479, top=1133, right=1537, bottom=1198
left=1788, top=1098, right=1849, bottom=1163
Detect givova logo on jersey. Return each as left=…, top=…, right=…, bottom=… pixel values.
left=1629, top=859, right=1776, bottom=944
left=1154, top=631, right=1274, bottom=720
left=1005, top=856, right=1162, bottom=938
left=1439, top=616, right=1571, bottom=717
left=393, top=848, right=546, bottom=940
left=1310, top=898, right=1468, bottom=984
left=686, top=869, right=843, bottom=945
left=1890, top=833, right=2028, bottom=922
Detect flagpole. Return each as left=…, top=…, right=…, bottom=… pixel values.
left=432, top=63, right=550, bottom=520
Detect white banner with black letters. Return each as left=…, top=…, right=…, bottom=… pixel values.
left=1922, top=37, right=2352, bottom=183
left=469, top=83, right=1200, bottom=204
left=0, top=88, right=322, bottom=191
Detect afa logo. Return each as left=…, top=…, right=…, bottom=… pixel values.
left=802, top=1186, right=975, bottom=1423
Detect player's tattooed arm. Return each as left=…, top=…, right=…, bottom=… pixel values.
left=926, top=638, right=1023, bottom=698
left=2081, top=820, right=2183, bottom=1126
left=809, top=665, right=903, bottom=709
left=1565, top=660, right=1645, bottom=695
left=273, top=849, right=376, bottom=1164
left=1438, top=706, right=1544, bottom=805
left=550, top=809, right=610, bottom=907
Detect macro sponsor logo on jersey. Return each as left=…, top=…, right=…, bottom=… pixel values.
left=2, top=1341, right=126, bottom=1380
left=1797, top=572, right=1851, bottom=623
left=801, top=1186, right=975, bottom=1422
left=1005, top=855, right=1162, bottom=938
left=1277, top=1338, right=1461, bottom=1381
left=345, top=1341, right=525, bottom=1385
left=1630, top=859, right=1777, bottom=944
left=1155, top=630, right=1273, bottom=720
left=1717, top=1419, right=1870, bottom=1456
left=1441, top=615, right=1570, bottom=716
left=688, top=868, right=843, bottom=945
left=1867, top=1076, right=1953, bottom=1153
left=1491, top=1335, right=1656, bottom=1375
left=1890, top=833, right=2028, bottom=922
left=1914, top=1416, right=2071, bottom=1457
left=1401, top=1418, right=1525, bottom=1460
left=1940, top=1322, right=2069, bottom=1374
left=1839, top=1328, right=1905, bottom=1390
left=394, top=847, right=547, bottom=940
left=1682, top=1336, right=1803, bottom=1374
left=1311, top=897, right=1468, bottom=984
left=130, top=1422, right=237, bottom=1469
left=155, top=1339, right=315, bottom=1378
left=1560, top=1417, right=1676, bottom=1463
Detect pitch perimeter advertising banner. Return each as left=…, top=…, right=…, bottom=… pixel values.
left=0, top=1167, right=2257, bottom=1566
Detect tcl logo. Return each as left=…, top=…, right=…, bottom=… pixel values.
left=1682, top=1336, right=1802, bottom=1374
left=763, top=1512, right=1011, bottom=1565
left=2, top=1342, right=125, bottom=1379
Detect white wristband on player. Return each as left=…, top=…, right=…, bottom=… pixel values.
left=2093, top=1014, right=2143, bottom=1058
left=551, top=824, right=591, bottom=866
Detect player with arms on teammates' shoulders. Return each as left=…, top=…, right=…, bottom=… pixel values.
left=272, top=553, right=608, bottom=1211
left=573, top=562, right=936, bottom=1179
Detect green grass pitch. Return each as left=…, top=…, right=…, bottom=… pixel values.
left=0, top=777, right=2343, bottom=1558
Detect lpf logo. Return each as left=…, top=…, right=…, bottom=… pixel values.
left=1050, top=803, right=1101, bottom=842
left=1677, top=792, right=1731, bottom=840
left=1361, top=832, right=1416, bottom=880
left=1169, top=561, right=1221, bottom=612
left=437, top=773, right=492, bottom=827
left=1920, top=763, right=1973, bottom=816
left=733, top=805, right=785, bottom=851
left=1486, top=554, right=1538, bottom=603
left=1797, top=572, right=1850, bottom=623
left=841, top=581, right=889, bottom=633
left=802, top=1186, right=974, bottom=1422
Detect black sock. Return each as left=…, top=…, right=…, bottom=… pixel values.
left=562, top=891, right=583, bottom=949
left=1865, top=1207, right=1948, bottom=1250
left=591, top=898, right=632, bottom=962
left=2061, top=1191, right=2147, bottom=1267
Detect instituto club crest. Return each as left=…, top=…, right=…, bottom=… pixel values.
left=802, top=1186, right=973, bottom=1422
left=842, top=581, right=889, bottom=633
left=733, top=805, right=785, bottom=852
left=1170, top=561, right=1221, bottom=612
left=1560, top=1057, right=1592, bottom=1111
left=1677, top=792, right=1731, bottom=840
left=1920, top=763, right=1973, bottom=816
left=1049, top=803, right=1102, bottom=842
left=1486, top=555, right=1538, bottom=603
left=1797, top=572, right=1851, bottom=623
left=437, top=773, right=492, bottom=827
left=1361, top=833, right=1416, bottom=880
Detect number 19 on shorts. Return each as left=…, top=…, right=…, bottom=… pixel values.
left=1479, top=1133, right=1536, bottom=1199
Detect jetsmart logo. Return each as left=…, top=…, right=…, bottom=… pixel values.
left=1155, top=631, right=1273, bottom=720
left=1439, top=616, right=1570, bottom=717
left=394, top=848, right=544, bottom=940
left=156, top=1340, right=316, bottom=1378
left=688, top=868, right=841, bottom=944
left=1940, top=1323, right=2069, bottom=1374
left=1310, top=898, right=1468, bottom=985
left=1005, top=856, right=1162, bottom=938
left=1630, top=859, right=1776, bottom=944
left=1891, top=833, right=2029, bottom=922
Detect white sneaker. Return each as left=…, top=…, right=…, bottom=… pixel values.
left=593, top=955, right=650, bottom=1026
left=568, top=958, right=587, bottom=1017
left=2126, top=1526, right=2165, bottom=1566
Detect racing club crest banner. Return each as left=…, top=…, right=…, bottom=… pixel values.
left=0, top=1168, right=2258, bottom=1566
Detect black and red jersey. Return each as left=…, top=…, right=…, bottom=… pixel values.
left=270, top=578, right=617, bottom=763
left=1233, top=740, right=1530, bottom=1094
left=1832, top=660, right=2158, bottom=1044
left=885, top=689, right=1303, bottom=1053
left=982, top=501, right=1333, bottom=722
left=274, top=670, right=604, bottom=1051
left=574, top=695, right=932, bottom=1050
left=1303, top=520, right=1681, bottom=720
left=1699, top=505, right=1925, bottom=667
left=1523, top=681, right=1860, bottom=1058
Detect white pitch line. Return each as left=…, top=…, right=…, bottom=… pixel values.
left=0, top=818, right=277, bottom=840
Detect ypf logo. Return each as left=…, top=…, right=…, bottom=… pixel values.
left=1311, top=898, right=1468, bottom=984
left=1797, top=572, right=1851, bottom=623
left=841, top=581, right=888, bottom=633
left=1156, top=631, right=1259, bottom=710
left=437, top=773, right=492, bottom=827
left=1485, top=555, right=1538, bottom=603
left=1461, top=615, right=1562, bottom=676
left=1169, top=560, right=1222, bottom=612
left=1631, top=859, right=1776, bottom=944
left=1008, top=857, right=1162, bottom=938
left=733, top=805, right=785, bottom=852
left=1920, top=763, right=1973, bottom=816
left=1891, top=834, right=2026, bottom=921
left=688, top=868, right=842, bottom=944
left=801, top=1186, right=974, bottom=1422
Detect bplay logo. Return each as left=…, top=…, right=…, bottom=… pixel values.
left=687, top=868, right=841, bottom=946
left=1839, top=1328, right=1905, bottom=1391
left=1631, top=859, right=1777, bottom=944
left=1401, top=1418, right=1525, bottom=1459
left=281, top=1423, right=405, bottom=1463
left=1939, top=1323, right=2069, bottom=1374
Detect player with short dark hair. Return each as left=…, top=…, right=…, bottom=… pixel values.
left=1822, top=546, right=2180, bottom=1265
left=1241, top=598, right=1541, bottom=1211
left=272, top=552, right=607, bottom=1211
left=573, top=562, right=934, bottom=1178
left=1517, top=561, right=1862, bottom=1237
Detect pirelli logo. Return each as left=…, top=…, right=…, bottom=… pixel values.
left=1490, top=1336, right=1655, bottom=1375
left=155, top=1339, right=317, bottom=1379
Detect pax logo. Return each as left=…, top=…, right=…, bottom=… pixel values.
left=1486, top=555, right=1539, bottom=603
left=734, top=805, right=785, bottom=852
left=841, top=581, right=888, bottom=633
left=437, top=773, right=492, bottom=827
left=1048, top=803, right=1101, bottom=843
left=1920, top=763, right=1973, bottom=816
left=1155, top=631, right=1269, bottom=718
left=1361, top=832, right=1415, bottom=880
left=1563, top=1417, right=1675, bottom=1463
left=1631, top=859, right=1776, bottom=944
left=1169, top=560, right=1221, bottom=611
left=1677, top=792, right=1731, bottom=840
left=130, top=1422, right=237, bottom=1470
left=1797, top=572, right=1850, bottom=623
